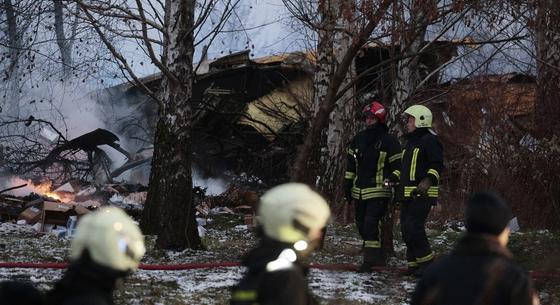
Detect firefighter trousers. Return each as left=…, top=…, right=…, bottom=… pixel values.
left=400, top=197, right=433, bottom=266
left=354, top=198, right=389, bottom=248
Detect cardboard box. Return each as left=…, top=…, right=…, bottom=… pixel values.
left=74, top=205, right=91, bottom=216
left=18, top=206, right=42, bottom=224
left=40, top=201, right=91, bottom=232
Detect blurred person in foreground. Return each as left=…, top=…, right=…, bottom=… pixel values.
left=411, top=191, right=539, bottom=305
left=45, top=207, right=145, bottom=305
left=230, top=183, right=331, bottom=305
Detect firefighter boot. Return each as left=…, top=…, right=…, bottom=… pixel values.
left=358, top=248, right=385, bottom=272
left=413, top=258, right=434, bottom=277
left=402, top=262, right=418, bottom=276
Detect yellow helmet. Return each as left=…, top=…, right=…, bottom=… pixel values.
left=258, top=183, right=330, bottom=244
left=71, top=207, right=145, bottom=272
left=404, top=105, right=433, bottom=128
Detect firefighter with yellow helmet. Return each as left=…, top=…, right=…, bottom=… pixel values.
left=230, top=183, right=331, bottom=305
left=387, top=104, right=444, bottom=277
left=45, top=207, right=145, bottom=305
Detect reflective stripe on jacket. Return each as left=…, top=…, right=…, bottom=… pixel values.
left=345, top=124, right=401, bottom=200
left=398, top=128, right=444, bottom=200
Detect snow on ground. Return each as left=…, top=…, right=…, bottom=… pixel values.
left=0, top=213, right=415, bottom=305
left=0, top=266, right=414, bottom=305
left=0, top=221, right=36, bottom=235
left=309, top=269, right=413, bottom=303
left=1, top=214, right=558, bottom=305
left=0, top=268, right=63, bottom=292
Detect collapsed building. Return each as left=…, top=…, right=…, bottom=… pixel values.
left=93, top=42, right=460, bottom=185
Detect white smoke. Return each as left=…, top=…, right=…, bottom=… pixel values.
left=20, top=81, right=106, bottom=139
left=192, top=167, right=228, bottom=196
left=0, top=176, right=46, bottom=197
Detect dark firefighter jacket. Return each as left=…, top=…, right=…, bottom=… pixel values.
left=396, top=128, right=443, bottom=202
left=45, top=251, right=128, bottom=305
left=0, top=281, right=44, bottom=305
left=230, top=238, right=318, bottom=305
left=411, top=234, right=536, bottom=305
left=345, top=124, right=401, bottom=200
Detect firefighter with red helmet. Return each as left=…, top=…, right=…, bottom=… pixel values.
left=387, top=104, right=444, bottom=277
left=344, top=100, right=401, bottom=271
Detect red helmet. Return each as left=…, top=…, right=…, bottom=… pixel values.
left=362, top=101, right=386, bottom=123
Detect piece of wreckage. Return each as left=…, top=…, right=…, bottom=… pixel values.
left=0, top=179, right=148, bottom=235
left=94, top=41, right=461, bottom=184
left=0, top=182, right=92, bottom=236
left=0, top=126, right=259, bottom=232
left=22, top=127, right=153, bottom=185
left=0, top=176, right=258, bottom=237
left=0, top=128, right=151, bottom=232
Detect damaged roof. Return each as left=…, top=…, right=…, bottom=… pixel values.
left=443, top=73, right=536, bottom=118
left=98, top=43, right=462, bottom=146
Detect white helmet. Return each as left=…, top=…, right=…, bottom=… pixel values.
left=71, top=207, right=145, bottom=272
left=258, top=183, right=331, bottom=244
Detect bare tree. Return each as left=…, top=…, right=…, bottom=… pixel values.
left=316, top=1, right=360, bottom=214
left=535, top=0, right=560, bottom=139
left=2, top=0, right=22, bottom=117
left=387, top=0, right=438, bottom=135
left=289, top=0, right=392, bottom=188
left=0, top=0, right=120, bottom=129
left=53, top=0, right=79, bottom=78
left=77, top=0, right=241, bottom=250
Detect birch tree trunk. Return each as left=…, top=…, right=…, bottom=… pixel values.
left=292, top=1, right=336, bottom=188
left=387, top=1, right=433, bottom=135
left=318, top=1, right=357, bottom=210
left=291, top=0, right=391, bottom=187
left=536, top=0, right=560, bottom=139
left=53, top=0, right=73, bottom=78
left=3, top=0, right=20, bottom=117
left=383, top=0, right=434, bottom=255
left=140, top=0, right=202, bottom=250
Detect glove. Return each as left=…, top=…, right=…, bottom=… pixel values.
left=383, top=173, right=400, bottom=189
left=383, top=178, right=391, bottom=189
left=411, top=177, right=431, bottom=197
left=388, top=173, right=400, bottom=183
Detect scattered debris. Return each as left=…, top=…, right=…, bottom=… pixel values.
left=53, top=182, right=75, bottom=194
left=40, top=201, right=91, bottom=232
left=18, top=206, right=42, bottom=224
left=0, top=183, right=28, bottom=195
left=509, top=217, right=520, bottom=233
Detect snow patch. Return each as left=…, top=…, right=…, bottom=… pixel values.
left=309, top=269, right=391, bottom=302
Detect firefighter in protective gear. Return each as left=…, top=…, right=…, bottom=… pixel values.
left=388, top=104, right=443, bottom=277
left=45, top=207, right=145, bottom=305
left=230, top=183, right=331, bottom=305
left=344, top=101, right=401, bottom=271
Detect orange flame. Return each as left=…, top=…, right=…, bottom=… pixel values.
left=31, top=180, right=73, bottom=203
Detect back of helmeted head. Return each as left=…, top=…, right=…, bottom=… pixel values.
left=465, top=191, right=512, bottom=235
left=70, top=207, right=146, bottom=272
left=257, top=183, right=331, bottom=243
